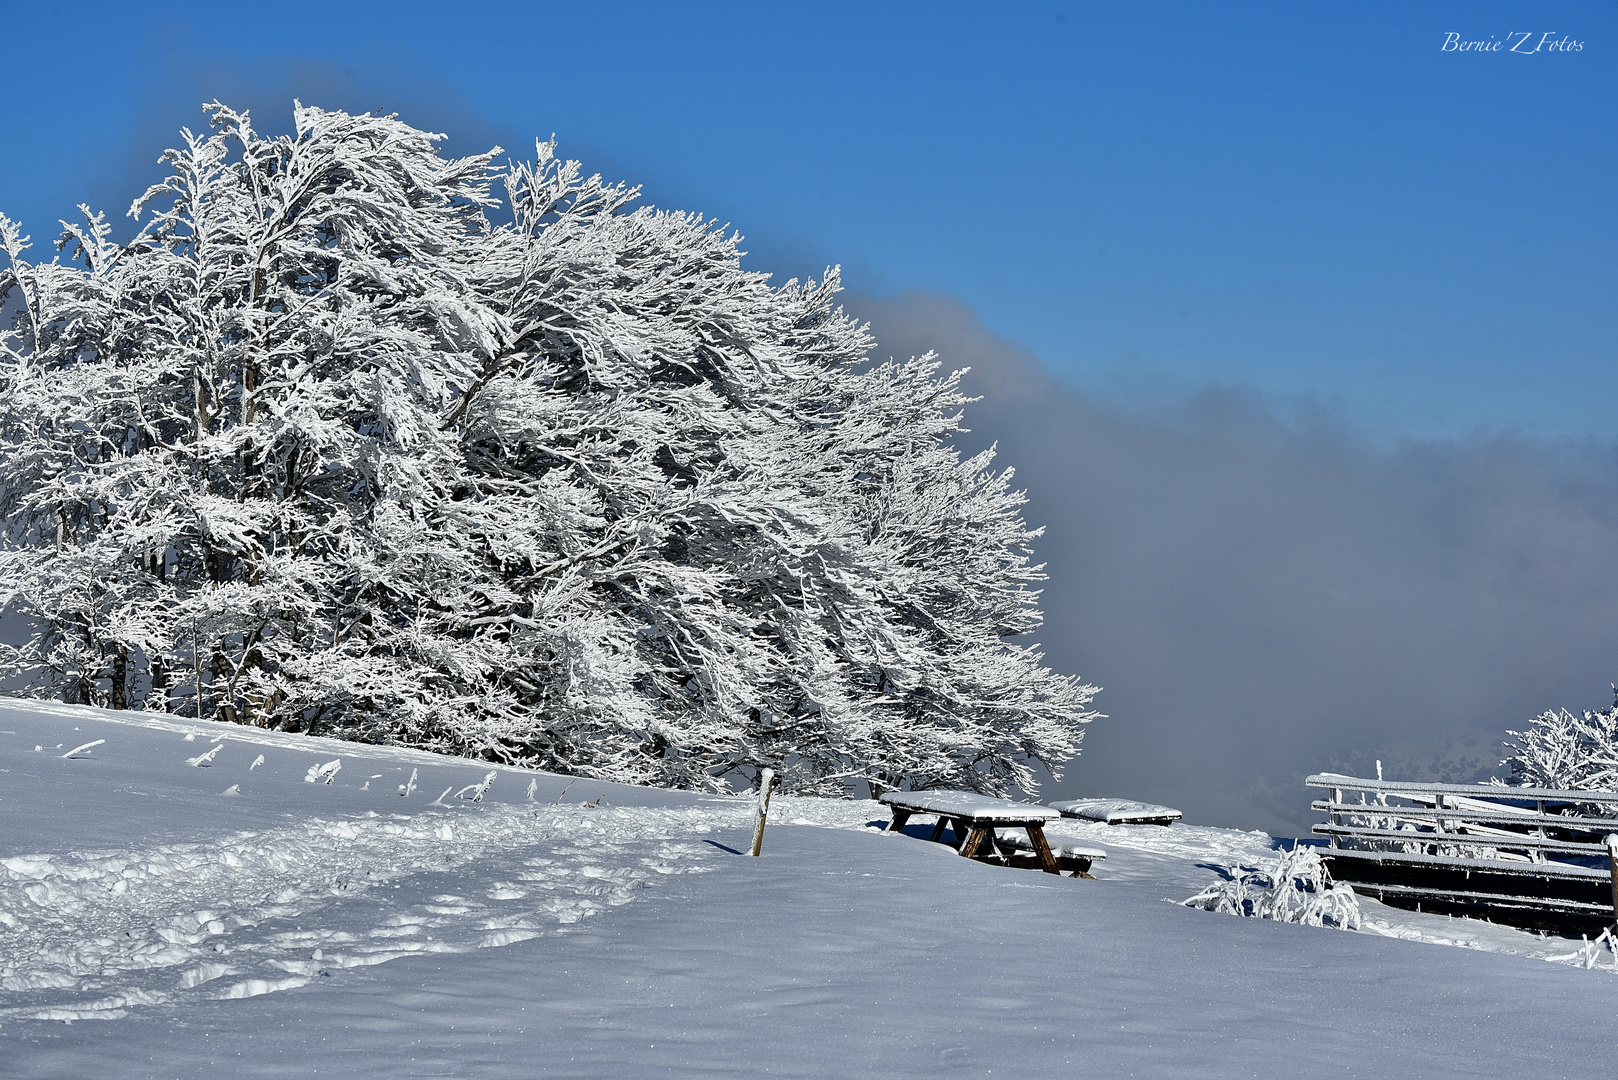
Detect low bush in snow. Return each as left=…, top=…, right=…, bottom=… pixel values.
left=1182, top=845, right=1361, bottom=930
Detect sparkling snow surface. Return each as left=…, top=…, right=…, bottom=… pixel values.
left=4, top=700, right=1617, bottom=1078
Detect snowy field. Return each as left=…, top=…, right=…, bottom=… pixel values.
left=3, top=699, right=1616, bottom=1078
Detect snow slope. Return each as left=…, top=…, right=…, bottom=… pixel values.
left=3, top=699, right=1617, bottom=1078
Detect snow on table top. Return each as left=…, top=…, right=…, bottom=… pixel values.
left=880, top=789, right=1059, bottom=822
left=1049, top=798, right=1183, bottom=824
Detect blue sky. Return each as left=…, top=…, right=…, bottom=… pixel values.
left=2, top=1, right=1611, bottom=440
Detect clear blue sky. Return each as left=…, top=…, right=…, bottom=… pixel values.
left=1, top=0, right=1612, bottom=438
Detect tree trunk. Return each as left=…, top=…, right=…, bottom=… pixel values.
left=109, top=645, right=128, bottom=710
left=151, top=654, right=173, bottom=712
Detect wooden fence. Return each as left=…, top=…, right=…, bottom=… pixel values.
left=1305, top=772, right=1618, bottom=935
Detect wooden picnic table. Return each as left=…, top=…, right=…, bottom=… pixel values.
left=1049, top=797, right=1182, bottom=826
left=881, top=790, right=1067, bottom=874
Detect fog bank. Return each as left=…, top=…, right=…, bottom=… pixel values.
left=850, top=290, right=1618, bottom=833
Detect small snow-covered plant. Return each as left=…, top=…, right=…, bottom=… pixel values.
left=1502, top=687, right=1618, bottom=794
left=1578, top=929, right=1618, bottom=972
left=456, top=770, right=497, bottom=802
left=1182, top=845, right=1361, bottom=930
left=303, top=759, right=341, bottom=784
left=1546, top=928, right=1618, bottom=972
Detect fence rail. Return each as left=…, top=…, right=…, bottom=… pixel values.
left=1306, top=772, right=1618, bottom=803
left=1303, top=772, right=1618, bottom=935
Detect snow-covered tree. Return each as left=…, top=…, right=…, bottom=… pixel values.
left=1501, top=688, right=1618, bottom=792
left=0, top=102, right=1098, bottom=795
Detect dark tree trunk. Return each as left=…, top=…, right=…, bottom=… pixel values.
left=109, top=646, right=128, bottom=710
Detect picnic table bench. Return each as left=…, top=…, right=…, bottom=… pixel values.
left=1050, top=798, right=1182, bottom=826
left=880, top=790, right=1105, bottom=876
left=993, top=831, right=1108, bottom=877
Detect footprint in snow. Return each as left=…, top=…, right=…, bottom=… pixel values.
left=0, top=803, right=745, bottom=1022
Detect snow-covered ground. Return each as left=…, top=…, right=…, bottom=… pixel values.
left=3, top=699, right=1616, bottom=1078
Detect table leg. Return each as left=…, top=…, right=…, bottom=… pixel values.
left=927, top=817, right=948, bottom=843
left=887, top=809, right=912, bottom=833
left=1025, top=824, right=1061, bottom=875
left=951, top=818, right=972, bottom=849
left=960, top=826, right=991, bottom=859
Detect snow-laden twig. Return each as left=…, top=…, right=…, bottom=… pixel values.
left=249, top=754, right=265, bottom=771
left=399, top=768, right=418, bottom=797
left=1546, top=928, right=1618, bottom=972
left=61, top=739, right=104, bottom=759
left=1182, top=844, right=1361, bottom=930
left=456, top=771, right=498, bottom=802
left=303, top=760, right=341, bottom=784
left=1583, top=929, right=1618, bottom=971
left=185, top=744, right=223, bottom=767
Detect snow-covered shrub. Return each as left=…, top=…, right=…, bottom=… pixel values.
left=304, top=760, right=342, bottom=784
left=0, top=102, right=1098, bottom=796
left=1501, top=688, right=1618, bottom=792
left=456, top=771, right=497, bottom=802
left=1565, top=928, right=1618, bottom=972
left=1182, top=845, right=1361, bottom=930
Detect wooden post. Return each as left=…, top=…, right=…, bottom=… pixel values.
left=1535, top=800, right=1547, bottom=864
left=1605, top=834, right=1618, bottom=928
left=749, top=768, right=775, bottom=857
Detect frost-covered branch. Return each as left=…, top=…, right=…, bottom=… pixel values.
left=1502, top=687, right=1618, bottom=793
